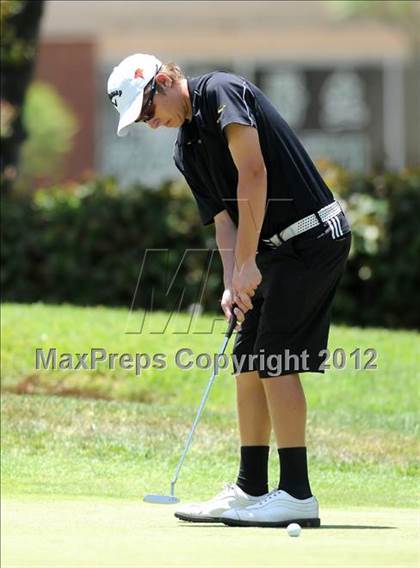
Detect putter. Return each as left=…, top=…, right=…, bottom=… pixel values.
left=144, top=307, right=238, bottom=504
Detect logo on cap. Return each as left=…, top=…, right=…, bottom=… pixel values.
left=108, top=89, right=122, bottom=109
left=134, top=68, right=144, bottom=79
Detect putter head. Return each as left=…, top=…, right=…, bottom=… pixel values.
left=143, top=494, right=179, bottom=504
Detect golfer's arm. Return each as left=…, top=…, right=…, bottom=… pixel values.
left=214, top=210, right=237, bottom=288
left=225, top=124, right=267, bottom=268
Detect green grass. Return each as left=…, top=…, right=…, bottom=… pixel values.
left=2, top=303, right=419, bottom=567
left=1, top=302, right=419, bottom=506
left=3, top=498, right=418, bottom=568
left=2, top=393, right=418, bottom=508
left=2, top=302, right=419, bottom=415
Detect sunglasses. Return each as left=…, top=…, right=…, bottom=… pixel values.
left=135, top=66, right=161, bottom=123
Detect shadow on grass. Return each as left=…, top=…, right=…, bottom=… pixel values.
left=177, top=523, right=396, bottom=530
left=320, top=525, right=396, bottom=530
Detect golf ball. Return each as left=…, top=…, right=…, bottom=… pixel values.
left=286, top=523, right=301, bottom=537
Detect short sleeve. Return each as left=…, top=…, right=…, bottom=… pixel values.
left=207, top=74, right=257, bottom=134
left=179, top=168, right=224, bottom=226
left=188, top=175, right=224, bottom=225
left=173, top=134, right=224, bottom=226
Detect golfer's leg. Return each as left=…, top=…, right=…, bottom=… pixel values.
left=234, top=370, right=271, bottom=496
left=262, top=373, right=312, bottom=499
left=262, top=373, right=306, bottom=447
left=236, top=370, right=271, bottom=445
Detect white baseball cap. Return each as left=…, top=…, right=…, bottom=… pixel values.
left=107, top=53, right=162, bottom=137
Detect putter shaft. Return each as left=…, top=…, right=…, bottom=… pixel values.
left=144, top=310, right=237, bottom=504
left=170, top=312, right=237, bottom=495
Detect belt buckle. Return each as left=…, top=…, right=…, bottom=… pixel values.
left=262, top=233, right=283, bottom=249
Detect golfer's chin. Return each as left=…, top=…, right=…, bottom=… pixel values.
left=166, top=118, right=183, bottom=128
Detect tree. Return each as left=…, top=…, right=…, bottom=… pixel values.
left=328, top=1, right=420, bottom=45
left=1, top=0, right=45, bottom=193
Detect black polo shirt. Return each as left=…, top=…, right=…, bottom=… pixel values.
left=173, top=72, right=334, bottom=239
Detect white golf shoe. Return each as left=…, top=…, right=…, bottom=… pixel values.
left=174, top=483, right=267, bottom=523
left=221, top=489, right=320, bottom=527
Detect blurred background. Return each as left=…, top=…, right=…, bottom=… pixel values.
left=1, top=0, right=420, bottom=328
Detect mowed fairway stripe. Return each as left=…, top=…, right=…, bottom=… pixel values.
left=2, top=497, right=419, bottom=568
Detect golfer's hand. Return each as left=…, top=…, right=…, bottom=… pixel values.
left=232, top=258, right=261, bottom=313
left=221, top=288, right=245, bottom=328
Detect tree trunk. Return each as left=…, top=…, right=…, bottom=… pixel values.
left=1, top=0, right=45, bottom=193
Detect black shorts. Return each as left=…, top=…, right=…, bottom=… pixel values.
left=232, top=215, right=351, bottom=378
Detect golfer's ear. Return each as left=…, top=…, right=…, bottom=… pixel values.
left=156, top=73, right=171, bottom=88
left=224, top=123, right=266, bottom=178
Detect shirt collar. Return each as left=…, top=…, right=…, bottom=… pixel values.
left=187, top=76, right=203, bottom=119
left=176, top=77, right=203, bottom=146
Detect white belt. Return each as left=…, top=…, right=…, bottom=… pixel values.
left=262, top=201, right=342, bottom=248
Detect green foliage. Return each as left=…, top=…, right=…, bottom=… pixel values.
left=324, top=166, right=420, bottom=328
left=0, top=100, right=16, bottom=138
left=16, top=82, right=78, bottom=187
left=1, top=0, right=45, bottom=193
left=326, top=0, right=420, bottom=44
left=328, top=0, right=418, bottom=20
left=1, top=170, right=420, bottom=328
left=0, top=1, right=33, bottom=66
left=1, top=178, right=219, bottom=310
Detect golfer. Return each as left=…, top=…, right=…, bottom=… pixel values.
left=107, top=54, right=351, bottom=527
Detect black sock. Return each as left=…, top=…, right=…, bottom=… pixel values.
left=236, top=445, right=270, bottom=497
left=278, top=447, right=312, bottom=499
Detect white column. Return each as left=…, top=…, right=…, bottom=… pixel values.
left=383, top=61, right=405, bottom=170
